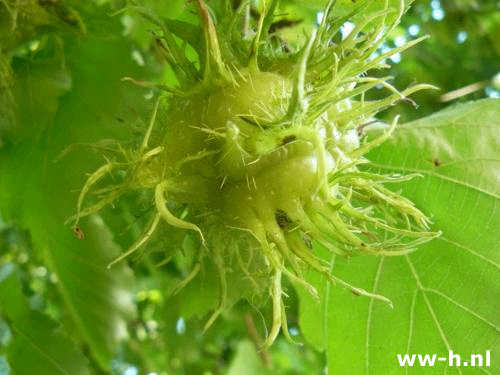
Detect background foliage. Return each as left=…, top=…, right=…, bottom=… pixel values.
left=1, top=0, right=499, bottom=374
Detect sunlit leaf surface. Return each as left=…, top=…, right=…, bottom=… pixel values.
left=299, top=99, right=500, bottom=374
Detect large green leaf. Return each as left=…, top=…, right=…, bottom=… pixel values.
left=0, top=20, right=143, bottom=370
left=298, top=99, right=500, bottom=374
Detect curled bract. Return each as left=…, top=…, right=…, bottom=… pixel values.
left=69, top=0, right=440, bottom=347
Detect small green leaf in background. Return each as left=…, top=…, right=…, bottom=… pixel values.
left=226, top=340, right=263, bottom=375
left=298, top=99, right=500, bottom=374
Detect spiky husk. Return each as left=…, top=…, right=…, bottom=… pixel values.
left=70, top=0, right=440, bottom=347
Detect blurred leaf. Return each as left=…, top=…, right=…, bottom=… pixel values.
left=0, top=264, right=90, bottom=375
left=11, top=38, right=72, bottom=140
left=299, top=99, right=500, bottom=374
left=0, top=0, right=83, bottom=49
left=0, top=0, right=51, bottom=48
left=0, top=264, right=24, bottom=320
left=0, top=52, right=16, bottom=138
left=0, top=16, right=144, bottom=370
left=6, top=311, right=91, bottom=375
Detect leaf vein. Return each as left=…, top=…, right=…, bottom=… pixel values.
left=422, top=288, right=500, bottom=333
left=438, top=237, right=500, bottom=271
left=406, top=255, right=464, bottom=375
left=369, top=163, right=500, bottom=200
left=10, top=325, right=72, bottom=375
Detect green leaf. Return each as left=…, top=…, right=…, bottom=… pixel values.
left=298, top=99, right=500, bottom=374
left=0, top=22, right=142, bottom=370
left=37, top=215, right=136, bottom=372
left=6, top=311, right=91, bottom=375
left=0, top=264, right=90, bottom=375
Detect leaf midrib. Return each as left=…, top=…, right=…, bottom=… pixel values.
left=10, top=324, right=73, bottom=375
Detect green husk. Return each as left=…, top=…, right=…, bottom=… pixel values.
left=71, top=0, right=440, bottom=347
